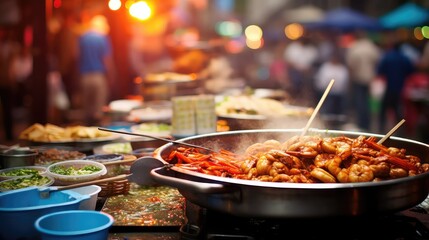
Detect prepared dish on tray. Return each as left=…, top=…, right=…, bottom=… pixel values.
left=215, top=95, right=313, bottom=118
left=131, top=123, right=171, bottom=136
left=100, top=142, right=133, bottom=154
left=19, top=123, right=115, bottom=142
left=35, top=148, right=86, bottom=165
left=165, top=134, right=429, bottom=183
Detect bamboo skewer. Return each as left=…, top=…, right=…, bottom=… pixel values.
left=377, top=119, right=406, bottom=144
left=301, top=79, right=335, bottom=136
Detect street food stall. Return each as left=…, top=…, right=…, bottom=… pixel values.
left=3, top=88, right=429, bottom=239
left=4, top=1, right=429, bottom=239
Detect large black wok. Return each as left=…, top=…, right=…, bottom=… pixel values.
left=149, top=129, right=429, bottom=218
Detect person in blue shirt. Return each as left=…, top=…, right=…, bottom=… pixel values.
left=78, top=15, right=115, bottom=126
left=377, top=41, right=415, bottom=134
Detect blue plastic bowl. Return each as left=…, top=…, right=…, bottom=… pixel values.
left=35, top=210, right=114, bottom=240
left=0, top=187, right=90, bottom=240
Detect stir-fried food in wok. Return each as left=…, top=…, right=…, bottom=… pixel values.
left=165, top=135, right=429, bottom=183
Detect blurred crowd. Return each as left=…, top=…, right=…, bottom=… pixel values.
left=239, top=29, right=429, bottom=142
left=1, top=9, right=429, bottom=144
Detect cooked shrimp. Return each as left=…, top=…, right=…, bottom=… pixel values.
left=272, top=174, right=292, bottom=182
left=314, top=153, right=335, bottom=168
left=256, top=155, right=271, bottom=175
left=311, top=167, right=336, bottom=183
left=390, top=168, right=408, bottom=178
left=240, top=158, right=256, bottom=173
left=322, top=138, right=352, bottom=160
left=387, top=147, right=406, bottom=158
left=348, top=164, right=374, bottom=182
left=326, top=156, right=343, bottom=177
left=369, top=162, right=390, bottom=178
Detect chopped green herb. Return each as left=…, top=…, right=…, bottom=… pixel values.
left=50, top=165, right=102, bottom=175
left=0, top=175, right=52, bottom=190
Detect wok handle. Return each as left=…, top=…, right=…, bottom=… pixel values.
left=150, top=167, right=233, bottom=194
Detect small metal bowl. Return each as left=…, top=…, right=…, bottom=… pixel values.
left=0, top=149, right=39, bottom=169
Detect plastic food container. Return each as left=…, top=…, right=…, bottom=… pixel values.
left=68, top=185, right=102, bottom=210
left=35, top=210, right=114, bottom=240
left=0, top=175, right=54, bottom=192
left=0, top=165, right=47, bottom=181
left=83, top=154, right=124, bottom=177
left=46, top=160, right=107, bottom=186
left=0, top=186, right=90, bottom=240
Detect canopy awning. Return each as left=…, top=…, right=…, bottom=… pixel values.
left=380, top=2, right=429, bottom=29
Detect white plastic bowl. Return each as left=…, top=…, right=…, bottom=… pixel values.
left=46, top=160, right=107, bottom=186
left=68, top=185, right=102, bottom=210
left=83, top=154, right=124, bottom=177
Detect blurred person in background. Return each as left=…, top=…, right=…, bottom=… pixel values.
left=0, top=29, right=20, bottom=141
left=345, top=30, right=381, bottom=132
left=53, top=12, right=79, bottom=110
left=269, top=42, right=290, bottom=92
left=314, top=50, right=349, bottom=128
left=284, top=36, right=318, bottom=106
left=78, top=15, right=115, bottom=126
left=200, top=46, right=243, bottom=94
left=10, top=44, right=33, bottom=109
left=377, top=40, right=415, bottom=134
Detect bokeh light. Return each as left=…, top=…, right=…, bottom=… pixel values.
left=284, top=23, right=304, bottom=40
left=422, top=26, right=429, bottom=39
left=414, top=27, right=424, bottom=40
left=246, top=38, right=263, bottom=49
left=108, top=0, right=122, bottom=11
left=216, top=20, right=243, bottom=38
left=129, top=1, right=152, bottom=20
left=244, top=25, right=263, bottom=42
left=225, top=38, right=245, bottom=54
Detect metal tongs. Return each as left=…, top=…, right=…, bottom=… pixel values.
left=98, top=127, right=215, bottom=152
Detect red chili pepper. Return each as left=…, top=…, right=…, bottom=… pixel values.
left=382, top=152, right=418, bottom=172
left=166, top=151, right=177, bottom=162
left=364, top=138, right=388, bottom=152
left=175, top=152, right=195, bottom=163
left=207, top=165, right=242, bottom=175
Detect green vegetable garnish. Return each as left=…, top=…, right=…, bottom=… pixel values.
left=0, top=168, right=42, bottom=177
left=0, top=175, right=51, bottom=190
left=50, top=165, right=102, bottom=175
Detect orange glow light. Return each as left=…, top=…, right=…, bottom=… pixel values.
left=108, top=0, right=122, bottom=11
left=284, top=23, right=303, bottom=40
left=414, top=27, right=424, bottom=40
left=129, top=1, right=152, bottom=20
left=246, top=38, right=263, bottom=49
